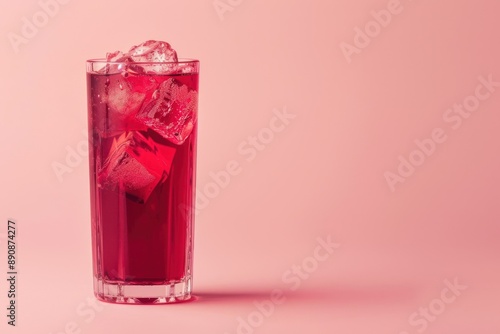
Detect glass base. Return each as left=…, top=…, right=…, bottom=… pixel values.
left=93, top=276, right=192, bottom=304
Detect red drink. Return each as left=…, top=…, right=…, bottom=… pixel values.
left=87, top=42, right=199, bottom=304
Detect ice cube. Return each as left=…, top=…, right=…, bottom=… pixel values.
left=127, top=40, right=178, bottom=74
left=176, top=62, right=198, bottom=74
left=106, top=50, right=128, bottom=62
left=136, top=78, right=198, bottom=145
left=98, top=131, right=176, bottom=203
left=128, top=40, right=178, bottom=63
left=96, top=51, right=130, bottom=74
left=106, top=77, right=145, bottom=115
left=124, top=74, right=158, bottom=95
left=102, top=41, right=179, bottom=74
left=96, top=75, right=150, bottom=137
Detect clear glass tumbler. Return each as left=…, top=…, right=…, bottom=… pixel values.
left=86, top=59, right=199, bottom=304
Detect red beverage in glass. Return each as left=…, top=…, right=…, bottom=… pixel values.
left=87, top=49, right=199, bottom=304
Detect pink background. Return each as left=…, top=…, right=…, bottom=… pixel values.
left=1, top=0, right=499, bottom=333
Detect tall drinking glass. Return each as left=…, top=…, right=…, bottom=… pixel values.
left=86, top=59, right=199, bottom=304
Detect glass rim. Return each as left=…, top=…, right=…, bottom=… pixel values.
left=86, top=58, right=199, bottom=65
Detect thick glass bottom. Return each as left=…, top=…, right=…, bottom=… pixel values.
left=93, top=276, right=192, bottom=304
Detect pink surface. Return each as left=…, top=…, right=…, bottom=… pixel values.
left=1, top=0, right=499, bottom=333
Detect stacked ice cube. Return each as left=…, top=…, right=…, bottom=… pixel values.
left=95, top=40, right=198, bottom=202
